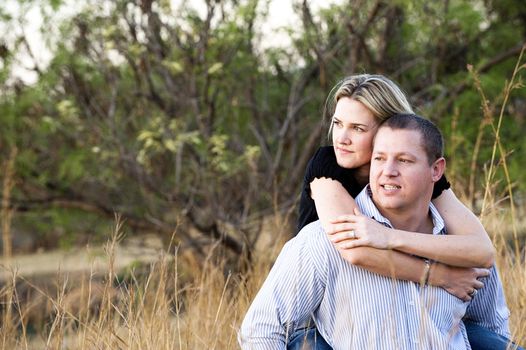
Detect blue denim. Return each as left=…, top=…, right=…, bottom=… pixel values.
left=287, top=326, right=331, bottom=350
left=287, top=323, right=524, bottom=350
left=465, top=320, right=524, bottom=350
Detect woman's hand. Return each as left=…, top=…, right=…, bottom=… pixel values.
left=430, top=263, right=490, bottom=301
left=327, top=208, right=392, bottom=249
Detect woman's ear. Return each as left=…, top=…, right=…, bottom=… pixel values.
left=431, top=157, right=446, bottom=182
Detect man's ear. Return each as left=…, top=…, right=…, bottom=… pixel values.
left=431, top=157, right=446, bottom=182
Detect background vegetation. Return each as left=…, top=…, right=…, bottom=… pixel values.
left=1, top=0, right=525, bottom=254
left=0, top=0, right=525, bottom=348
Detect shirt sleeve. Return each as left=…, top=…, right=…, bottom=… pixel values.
left=238, top=225, right=326, bottom=349
left=463, top=266, right=511, bottom=338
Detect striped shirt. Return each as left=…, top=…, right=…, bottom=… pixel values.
left=239, top=186, right=510, bottom=350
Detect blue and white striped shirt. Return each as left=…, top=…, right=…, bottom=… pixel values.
left=239, top=186, right=510, bottom=349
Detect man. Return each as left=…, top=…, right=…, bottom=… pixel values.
left=239, top=114, right=511, bottom=349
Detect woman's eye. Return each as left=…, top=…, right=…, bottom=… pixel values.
left=353, top=126, right=365, bottom=132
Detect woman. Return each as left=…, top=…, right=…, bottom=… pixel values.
left=289, top=74, right=520, bottom=350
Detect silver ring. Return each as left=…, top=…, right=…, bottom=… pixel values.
left=347, top=230, right=356, bottom=239
left=469, top=289, right=478, bottom=297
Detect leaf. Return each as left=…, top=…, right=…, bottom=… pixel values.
left=48, top=0, right=64, bottom=11
left=56, top=99, right=78, bottom=121
left=162, top=60, right=184, bottom=75
left=164, top=139, right=177, bottom=152
left=208, top=62, right=223, bottom=75
left=137, top=130, right=155, bottom=142
left=58, top=150, right=87, bottom=182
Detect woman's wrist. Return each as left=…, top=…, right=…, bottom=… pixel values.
left=426, top=261, right=445, bottom=287
left=421, top=259, right=432, bottom=285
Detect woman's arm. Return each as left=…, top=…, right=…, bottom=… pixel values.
left=338, top=246, right=489, bottom=301
left=310, top=177, right=360, bottom=230
left=311, top=177, right=490, bottom=299
left=431, top=189, right=495, bottom=266
left=312, top=177, right=494, bottom=264
left=328, top=189, right=495, bottom=267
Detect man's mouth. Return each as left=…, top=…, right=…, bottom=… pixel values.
left=381, top=184, right=401, bottom=191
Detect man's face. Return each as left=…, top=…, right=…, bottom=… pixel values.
left=370, top=127, right=441, bottom=213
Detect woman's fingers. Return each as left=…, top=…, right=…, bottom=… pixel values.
left=329, top=231, right=356, bottom=243
left=338, top=238, right=364, bottom=249
left=329, top=214, right=359, bottom=224
left=474, top=267, right=490, bottom=279
left=327, top=222, right=355, bottom=235
left=463, top=268, right=489, bottom=300
left=473, top=280, right=484, bottom=290
left=336, top=238, right=364, bottom=250
left=472, top=268, right=489, bottom=291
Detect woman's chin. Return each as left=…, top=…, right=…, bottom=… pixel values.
left=336, top=157, right=367, bottom=170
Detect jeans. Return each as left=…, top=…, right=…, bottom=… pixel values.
left=465, top=320, right=524, bottom=350
left=287, top=326, right=331, bottom=350
left=287, top=322, right=524, bottom=350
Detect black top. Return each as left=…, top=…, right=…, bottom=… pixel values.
left=297, top=146, right=451, bottom=232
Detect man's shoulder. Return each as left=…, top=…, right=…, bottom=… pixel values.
left=295, top=220, right=335, bottom=254
left=296, top=220, right=325, bottom=243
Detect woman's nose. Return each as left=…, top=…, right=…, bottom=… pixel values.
left=336, top=129, right=351, bottom=144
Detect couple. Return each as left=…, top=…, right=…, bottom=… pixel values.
left=239, top=75, right=522, bottom=349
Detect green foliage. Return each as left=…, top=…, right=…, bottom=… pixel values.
left=48, top=0, right=63, bottom=10
left=1, top=0, right=525, bottom=252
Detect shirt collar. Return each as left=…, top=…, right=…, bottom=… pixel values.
left=356, top=185, right=445, bottom=235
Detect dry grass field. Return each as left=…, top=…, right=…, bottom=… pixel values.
left=0, top=203, right=524, bottom=349
left=0, top=217, right=285, bottom=349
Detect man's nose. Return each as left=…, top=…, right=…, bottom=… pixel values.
left=383, top=159, right=399, bottom=176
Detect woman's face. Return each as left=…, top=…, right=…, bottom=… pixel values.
left=331, top=97, right=379, bottom=169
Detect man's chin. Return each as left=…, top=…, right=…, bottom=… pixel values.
left=377, top=202, right=400, bottom=210
left=372, top=195, right=402, bottom=210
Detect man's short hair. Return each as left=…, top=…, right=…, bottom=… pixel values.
left=379, top=113, right=444, bottom=164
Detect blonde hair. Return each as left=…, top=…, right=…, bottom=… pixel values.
left=326, top=74, right=414, bottom=137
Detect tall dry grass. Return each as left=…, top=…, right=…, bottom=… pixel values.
left=0, top=183, right=525, bottom=349
left=472, top=47, right=526, bottom=344
left=0, top=212, right=289, bottom=350
left=0, top=196, right=524, bottom=349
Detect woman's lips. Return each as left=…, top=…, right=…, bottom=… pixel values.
left=335, top=147, right=353, bottom=154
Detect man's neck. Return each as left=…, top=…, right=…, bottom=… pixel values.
left=376, top=203, right=434, bottom=234
left=387, top=210, right=433, bottom=234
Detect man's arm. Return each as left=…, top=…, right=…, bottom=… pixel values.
left=239, top=226, right=327, bottom=349
left=463, top=266, right=511, bottom=337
